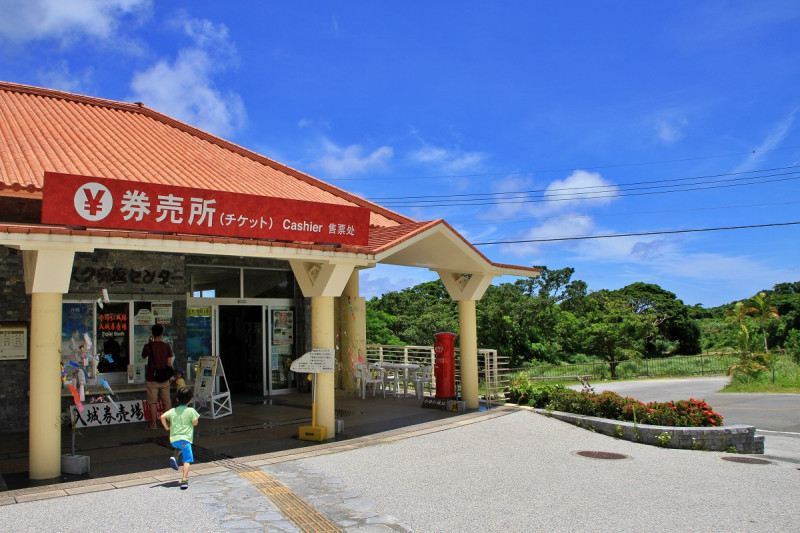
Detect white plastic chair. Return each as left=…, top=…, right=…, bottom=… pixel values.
left=360, top=363, right=386, bottom=399
left=396, top=365, right=417, bottom=397
left=381, top=364, right=400, bottom=396
left=411, top=365, right=433, bottom=399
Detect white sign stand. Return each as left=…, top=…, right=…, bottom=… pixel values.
left=291, top=349, right=335, bottom=441
left=192, top=356, right=232, bottom=419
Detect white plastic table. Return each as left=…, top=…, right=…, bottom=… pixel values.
left=375, top=362, right=420, bottom=397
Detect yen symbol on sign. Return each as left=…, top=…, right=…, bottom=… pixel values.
left=74, top=182, right=113, bottom=222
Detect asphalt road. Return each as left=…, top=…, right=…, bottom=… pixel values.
left=589, top=376, right=800, bottom=433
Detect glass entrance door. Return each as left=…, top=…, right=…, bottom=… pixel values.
left=186, top=300, right=298, bottom=397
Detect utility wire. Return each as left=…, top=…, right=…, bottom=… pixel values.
left=472, top=221, right=800, bottom=245
left=369, top=164, right=800, bottom=201
left=329, top=145, right=800, bottom=182
left=448, top=199, right=800, bottom=227
left=379, top=174, right=800, bottom=207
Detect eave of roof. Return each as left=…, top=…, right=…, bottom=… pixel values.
left=0, top=222, right=375, bottom=262
left=0, top=80, right=414, bottom=228
left=369, top=219, right=541, bottom=277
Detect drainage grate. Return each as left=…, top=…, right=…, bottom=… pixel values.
left=575, top=450, right=629, bottom=460
left=721, top=456, right=772, bottom=465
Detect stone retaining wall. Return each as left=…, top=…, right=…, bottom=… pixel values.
left=534, top=408, right=765, bottom=454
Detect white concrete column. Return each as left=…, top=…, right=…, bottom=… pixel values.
left=458, top=299, right=479, bottom=409
left=312, top=295, right=336, bottom=436
left=22, top=247, right=81, bottom=479
left=338, top=271, right=366, bottom=391
left=29, top=292, right=64, bottom=479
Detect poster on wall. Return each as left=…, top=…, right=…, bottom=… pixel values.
left=151, top=301, right=173, bottom=322
left=0, top=324, right=27, bottom=360
left=96, top=302, right=129, bottom=372
left=133, top=301, right=173, bottom=364
left=62, top=302, right=94, bottom=364
left=187, top=307, right=212, bottom=361
left=272, top=310, right=293, bottom=345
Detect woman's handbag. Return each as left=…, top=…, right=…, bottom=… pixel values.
left=154, top=365, right=174, bottom=382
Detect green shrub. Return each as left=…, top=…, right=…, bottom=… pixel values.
left=534, top=387, right=723, bottom=427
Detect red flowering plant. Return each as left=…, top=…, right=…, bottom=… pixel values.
left=643, top=398, right=723, bottom=427
left=532, top=387, right=723, bottom=428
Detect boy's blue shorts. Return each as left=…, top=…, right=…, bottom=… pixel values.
left=172, top=440, right=194, bottom=464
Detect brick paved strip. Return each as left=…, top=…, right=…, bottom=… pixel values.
left=239, top=469, right=341, bottom=533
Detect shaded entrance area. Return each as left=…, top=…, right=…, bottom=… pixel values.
left=218, top=305, right=263, bottom=395
left=0, top=393, right=466, bottom=491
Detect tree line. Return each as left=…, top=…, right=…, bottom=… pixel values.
left=366, top=268, right=800, bottom=375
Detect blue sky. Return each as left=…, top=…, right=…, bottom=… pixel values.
left=1, top=1, right=799, bottom=307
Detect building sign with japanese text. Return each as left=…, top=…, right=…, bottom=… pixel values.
left=42, top=172, right=371, bottom=246
left=70, top=399, right=148, bottom=427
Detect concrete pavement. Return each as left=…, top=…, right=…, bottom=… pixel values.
left=2, top=406, right=799, bottom=532
left=2, top=378, right=799, bottom=532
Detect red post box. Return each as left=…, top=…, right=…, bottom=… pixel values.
left=433, top=332, right=457, bottom=399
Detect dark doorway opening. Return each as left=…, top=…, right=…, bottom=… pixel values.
left=218, top=306, right=263, bottom=395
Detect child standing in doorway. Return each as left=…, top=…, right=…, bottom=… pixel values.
left=160, top=386, right=199, bottom=489
left=173, top=370, right=186, bottom=389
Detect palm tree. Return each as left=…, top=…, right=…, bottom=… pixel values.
left=739, top=292, right=780, bottom=383
left=740, top=292, right=780, bottom=355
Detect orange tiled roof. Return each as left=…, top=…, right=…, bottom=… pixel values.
left=0, top=80, right=414, bottom=228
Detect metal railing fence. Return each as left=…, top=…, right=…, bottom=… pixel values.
left=364, top=344, right=508, bottom=404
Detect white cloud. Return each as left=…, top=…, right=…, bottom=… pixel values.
left=538, top=170, right=618, bottom=215
left=359, top=265, right=437, bottom=299
left=0, top=0, right=150, bottom=44
left=499, top=215, right=597, bottom=257
left=36, top=60, right=94, bottom=93
left=735, top=107, right=798, bottom=172
left=128, top=16, right=245, bottom=137
left=408, top=144, right=487, bottom=174
left=313, top=138, right=393, bottom=177
left=656, top=116, right=688, bottom=144
left=481, top=174, right=534, bottom=220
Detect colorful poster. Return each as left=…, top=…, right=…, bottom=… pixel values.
left=96, top=302, right=129, bottom=372
left=61, top=302, right=94, bottom=363
left=194, top=356, right=218, bottom=396
left=272, top=310, right=293, bottom=345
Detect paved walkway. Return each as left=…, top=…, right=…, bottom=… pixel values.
left=2, top=404, right=799, bottom=532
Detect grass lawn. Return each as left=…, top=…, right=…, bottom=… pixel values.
left=721, top=359, right=800, bottom=393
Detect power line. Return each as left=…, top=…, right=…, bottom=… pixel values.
left=379, top=174, right=800, bottom=208
left=472, top=221, right=800, bottom=245
left=369, top=164, right=800, bottom=201
left=448, top=199, right=800, bottom=227
left=329, top=145, right=800, bottom=182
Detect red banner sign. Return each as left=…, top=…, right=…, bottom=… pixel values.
left=41, top=172, right=370, bottom=245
